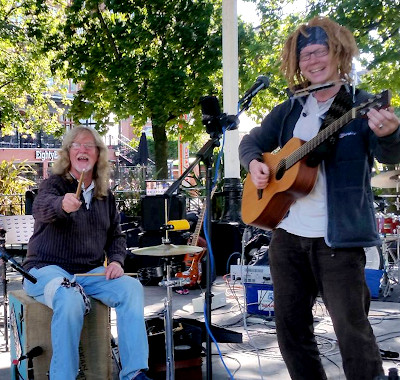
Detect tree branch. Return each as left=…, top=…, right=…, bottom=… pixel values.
left=95, top=4, right=121, bottom=61
left=0, top=80, right=15, bottom=90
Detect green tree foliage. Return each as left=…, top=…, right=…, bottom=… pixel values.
left=0, top=160, right=36, bottom=215
left=51, top=0, right=224, bottom=179
left=307, top=0, right=400, bottom=105
left=239, top=0, right=399, bottom=124
left=0, top=0, right=69, bottom=137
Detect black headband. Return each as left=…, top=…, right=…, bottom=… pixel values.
left=297, top=26, right=329, bottom=57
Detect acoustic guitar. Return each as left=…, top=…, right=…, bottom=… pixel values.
left=241, top=90, right=391, bottom=230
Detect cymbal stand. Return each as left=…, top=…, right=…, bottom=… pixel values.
left=162, top=257, right=175, bottom=380
left=381, top=232, right=400, bottom=297
left=160, top=199, right=175, bottom=380
left=158, top=254, right=188, bottom=379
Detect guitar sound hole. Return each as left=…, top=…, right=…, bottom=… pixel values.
left=275, top=164, right=286, bottom=180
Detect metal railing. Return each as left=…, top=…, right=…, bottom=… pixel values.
left=0, top=191, right=204, bottom=219
left=0, top=194, right=26, bottom=215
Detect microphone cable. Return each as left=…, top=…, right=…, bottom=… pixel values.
left=201, top=127, right=235, bottom=379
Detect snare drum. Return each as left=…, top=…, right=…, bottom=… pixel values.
left=376, top=214, right=398, bottom=235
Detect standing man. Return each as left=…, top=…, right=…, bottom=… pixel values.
left=239, top=16, right=400, bottom=380
left=23, top=126, right=152, bottom=380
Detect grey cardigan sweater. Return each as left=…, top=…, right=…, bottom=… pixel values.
left=23, top=174, right=126, bottom=274
left=239, top=88, right=400, bottom=248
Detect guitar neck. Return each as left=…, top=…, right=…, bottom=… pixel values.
left=191, top=202, right=207, bottom=246
left=284, top=88, right=390, bottom=171
left=190, top=188, right=216, bottom=247
left=285, top=109, right=354, bottom=170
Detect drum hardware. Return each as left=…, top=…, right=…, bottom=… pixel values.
left=380, top=232, right=400, bottom=297
left=376, top=194, right=400, bottom=211
left=371, top=170, right=400, bottom=189
left=376, top=214, right=400, bottom=235
left=158, top=277, right=190, bottom=288
left=130, top=244, right=202, bottom=257
left=131, top=210, right=197, bottom=380
left=375, top=200, right=400, bottom=297
left=133, top=250, right=185, bottom=380
left=147, top=323, right=184, bottom=337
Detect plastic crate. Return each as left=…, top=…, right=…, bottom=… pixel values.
left=365, top=269, right=383, bottom=299
left=245, top=283, right=274, bottom=317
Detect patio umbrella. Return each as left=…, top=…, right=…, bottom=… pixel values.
left=138, top=132, right=149, bottom=166
left=137, top=132, right=149, bottom=186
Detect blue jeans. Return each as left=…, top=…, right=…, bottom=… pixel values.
left=269, top=229, right=383, bottom=380
left=23, top=265, right=149, bottom=380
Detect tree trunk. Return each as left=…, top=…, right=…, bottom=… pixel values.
left=151, top=120, right=168, bottom=179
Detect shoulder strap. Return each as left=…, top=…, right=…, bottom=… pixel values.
left=306, top=86, right=353, bottom=167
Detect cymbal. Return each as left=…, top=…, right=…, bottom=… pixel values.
left=130, top=244, right=203, bottom=257
left=371, top=170, right=400, bottom=189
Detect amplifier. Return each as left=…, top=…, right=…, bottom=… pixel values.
left=230, top=265, right=271, bottom=284
left=141, top=194, right=186, bottom=231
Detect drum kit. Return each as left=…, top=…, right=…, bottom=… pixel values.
left=131, top=233, right=202, bottom=380
left=371, top=170, right=400, bottom=297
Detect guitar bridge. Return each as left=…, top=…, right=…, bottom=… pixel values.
left=257, top=189, right=263, bottom=200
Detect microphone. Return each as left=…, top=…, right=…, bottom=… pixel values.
left=239, top=75, right=270, bottom=105
left=161, top=220, right=190, bottom=231
left=200, top=96, right=240, bottom=135
left=18, top=346, right=43, bottom=361
left=200, top=96, right=225, bottom=137
left=291, top=79, right=347, bottom=98
left=0, top=249, right=37, bottom=284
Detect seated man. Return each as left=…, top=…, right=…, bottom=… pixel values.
left=23, top=126, right=151, bottom=380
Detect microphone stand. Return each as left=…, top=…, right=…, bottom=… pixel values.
left=161, top=83, right=263, bottom=378
left=164, top=136, right=220, bottom=380
left=0, top=248, right=37, bottom=284
left=165, top=108, right=242, bottom=379
left=0, top=239, right=37, bottom=352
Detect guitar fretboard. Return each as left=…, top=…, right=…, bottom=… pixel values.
left=279, top=91, right=388, bottom=173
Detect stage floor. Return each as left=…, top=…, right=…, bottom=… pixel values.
left=1, top=270, right=400, bottom=379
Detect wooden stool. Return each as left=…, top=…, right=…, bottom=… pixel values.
left=9, top=289, right=112, bottom=380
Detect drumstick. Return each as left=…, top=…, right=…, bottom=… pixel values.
left=74, top=273, right=138, bottom=277
left=75, top=170, right=85, bottom=199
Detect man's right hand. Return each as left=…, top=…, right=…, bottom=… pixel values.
left=62, top=193, right=82, bottom=213
left=249, top=159, right=270, bottom=189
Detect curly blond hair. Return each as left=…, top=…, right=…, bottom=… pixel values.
left=280, top=16, right=359, bottom=91
left=51, top=126, right=111, bottom=198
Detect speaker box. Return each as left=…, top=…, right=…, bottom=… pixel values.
left=141, top=195, right=186, bottom=231
left=146, top=317, right=203, bottom=380
left=211, top=221, right=244, bottom=275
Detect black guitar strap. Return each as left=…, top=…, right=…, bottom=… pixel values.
left=306, top=85, right=354, bottom=167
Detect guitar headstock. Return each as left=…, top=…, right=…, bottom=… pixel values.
left=357, top=90, right=391, bottom=118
